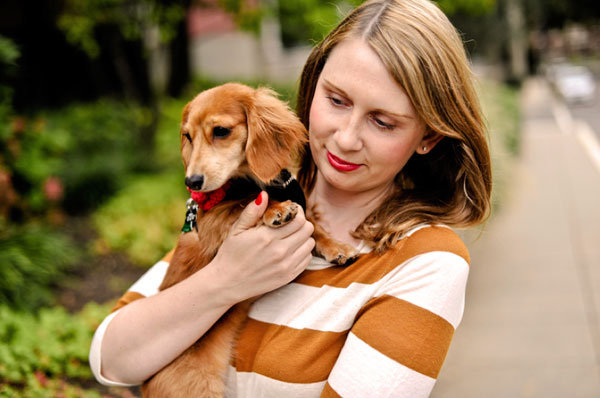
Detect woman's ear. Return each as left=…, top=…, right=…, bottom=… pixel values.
left=245, top=88, right=308, bottom=182
left=416, top=131, right=444, bottom=155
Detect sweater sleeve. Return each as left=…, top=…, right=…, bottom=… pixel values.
left=322, top=249, right=470, bottom=397
left=89, top=251, right=172, bottom=386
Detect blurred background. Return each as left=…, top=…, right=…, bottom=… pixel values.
left=1, top=0, right=599, bottom=397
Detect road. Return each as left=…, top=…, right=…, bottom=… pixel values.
left=551, top=72, right=600, bottom=175
left=554, top=61, right=600, bottom=140
left=567, top=86, right=600, bottom=140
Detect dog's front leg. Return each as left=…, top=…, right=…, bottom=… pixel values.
left=262, top=200, right=298, bottom=227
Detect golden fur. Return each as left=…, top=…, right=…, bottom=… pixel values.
left=141, top=83, right=356, bottom=397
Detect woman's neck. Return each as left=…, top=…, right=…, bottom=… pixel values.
left=308, top=175, right=394, bottom=246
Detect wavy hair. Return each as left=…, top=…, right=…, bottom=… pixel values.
left=297, top=0, right=492, bottom=251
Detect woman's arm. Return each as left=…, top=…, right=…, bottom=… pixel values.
left=96, top=193, right=315, bottom=385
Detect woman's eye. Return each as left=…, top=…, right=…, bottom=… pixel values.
left=183, top=132, right=192, bottom=142
left=326, top=96, right=345, bottom=107
left=372, top=116, right=395, bottom=131
left=212, top=126, right=231, bottom=139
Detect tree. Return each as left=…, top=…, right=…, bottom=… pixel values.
left=436, top=0, right=496, bottom=15
left=58, top=0, right=190, bottom=99
left=56, top=0, right=191, bottom=162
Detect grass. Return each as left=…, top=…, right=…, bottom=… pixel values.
left=477, top=78, right=521, bottom=214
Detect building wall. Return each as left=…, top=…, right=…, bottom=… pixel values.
left=187, top=7, right=311, bottom=84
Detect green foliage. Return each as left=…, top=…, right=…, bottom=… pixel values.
left=0, top=36, right=19, bottom=127
left=58, top=0, right=186, bottom=58
left=91, top=89, right=190, bottom=266
left=218, top=0, right=362, bottom=45
left=93, top=170, right=186, bottom=266
left=41, top=100, right=151, bottom=214
left=480, top=79, right=521, bottom=155
left=0, top=35, right=19, bottom=67
left=478, top=79, right=521, bottom=212
left=436, top=0, right=496, bottom=15
left=0, top=302, right=112, bottom=396
left=277, top=0, right=362, bottom=47
left=1, top=100, right=149, bottom=217
left=154, top=97, right=188, bottom=168
left=219, top=0, right=263, bottom=34
left=0, top=223, right=80, bottom=311
left=0, top=34, right=19, bottom=108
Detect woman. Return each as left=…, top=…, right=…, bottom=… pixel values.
left=90, top=0, right=491, bottom=396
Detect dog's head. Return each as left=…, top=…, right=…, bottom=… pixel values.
left=180, top=83, right=307, bottom=192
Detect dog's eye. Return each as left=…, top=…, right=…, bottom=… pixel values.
left=212, top=126, right=231, bottom=139
left=183, top=132, right=192, bottom=143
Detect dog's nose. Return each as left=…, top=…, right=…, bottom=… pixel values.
left=185, top=174, right=204, bottom=191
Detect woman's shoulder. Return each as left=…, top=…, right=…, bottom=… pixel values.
left=297, top=225, right=468, bottom=288
left=390, top=224, right=470, bottom=264
left=354, top=224, right=470, bottom=279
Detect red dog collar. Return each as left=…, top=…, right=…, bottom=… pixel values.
left=186, top=181, right=231, bottom=212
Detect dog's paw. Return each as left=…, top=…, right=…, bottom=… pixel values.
left=316, top=241, right=360, bottom=266
left=263, top=200, right=298, bottom=228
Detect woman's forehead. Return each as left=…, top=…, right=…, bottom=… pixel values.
left=320, top=39, right=416, bottom=116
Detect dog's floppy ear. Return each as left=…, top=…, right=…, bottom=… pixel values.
left=180, top=101, right=192, bottom=169
left=245, top=87, right=307, bottom=182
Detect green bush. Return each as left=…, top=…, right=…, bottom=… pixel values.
left=93, top=170, right=187, bottom=266
left=1, top=100, right=151, bottom=220
left=0, top=301, right=112, bottom=397
left=0, top=35, right=19, bottom=117
left=45, top=101, right=148, bottom=213
left=277, top=0, right=364, bottom=48
left=478, top=79, right=521, bottom=212
left=0, top=222, right=80, bottom=310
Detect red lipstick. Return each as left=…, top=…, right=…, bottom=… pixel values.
left=327, top=151, right=361, bottom=172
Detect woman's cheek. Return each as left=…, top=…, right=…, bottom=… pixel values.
left=308, top=99, right=330, bottom=141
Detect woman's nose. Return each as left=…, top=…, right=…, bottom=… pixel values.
left=334, top=113, right=363, bottom=151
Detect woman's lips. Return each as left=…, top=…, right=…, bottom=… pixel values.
left=327, top=151, right=361, bottom=172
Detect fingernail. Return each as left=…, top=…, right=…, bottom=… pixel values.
left=255, top=192, right=262, bottom=205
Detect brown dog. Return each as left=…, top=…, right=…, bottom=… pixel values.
left=141, top=83, right=357, bottom=397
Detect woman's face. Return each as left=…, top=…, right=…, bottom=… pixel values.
left=309, top=38, right=434, bottom=197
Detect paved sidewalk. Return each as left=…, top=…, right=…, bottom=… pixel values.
left=431, top=78, right=600, bottom=397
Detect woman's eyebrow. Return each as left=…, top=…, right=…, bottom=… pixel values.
left=322, top=78, right=349, bottom=98
left=374, top=108, right=414, bottom=120
left=322, top=78, right=414, bottom=121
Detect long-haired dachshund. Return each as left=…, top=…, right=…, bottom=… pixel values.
left=141, top=83, right=357, bottom=397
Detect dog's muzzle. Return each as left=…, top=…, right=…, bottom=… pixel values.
left=185, top=174, right=204, bottom=191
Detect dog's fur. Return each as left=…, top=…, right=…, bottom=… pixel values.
left=141, top=83, right=357, bottom=397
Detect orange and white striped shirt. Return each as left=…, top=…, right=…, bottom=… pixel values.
left=90, top=225, right=469, bottom=397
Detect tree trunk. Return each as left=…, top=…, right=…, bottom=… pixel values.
left=505, top=0, right=527, bottom=84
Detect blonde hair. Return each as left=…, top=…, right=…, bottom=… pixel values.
left=297, top=0, right=492, bottom=251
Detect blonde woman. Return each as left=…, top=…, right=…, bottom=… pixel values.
left=90, top=0, right=491, bottom=396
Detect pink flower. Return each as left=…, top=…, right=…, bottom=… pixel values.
left=43, top=176, right=64, bottom=201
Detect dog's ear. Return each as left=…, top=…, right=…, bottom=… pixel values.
left=180, top=101, right=192, bottom=169
left=245, top=87, right=308, bottom=182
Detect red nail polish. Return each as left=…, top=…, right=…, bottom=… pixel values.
left=255, top=192, right=262, bottom=205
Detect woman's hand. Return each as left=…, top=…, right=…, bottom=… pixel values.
left=98, top=191, right=313, bottom=384
left=207, top=191, right=315, bottom=304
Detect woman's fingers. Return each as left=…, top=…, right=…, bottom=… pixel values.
left=229, top=191, right=268, bottom=236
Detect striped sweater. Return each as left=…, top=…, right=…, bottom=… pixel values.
left=90, top=225, right=469, bottom=397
